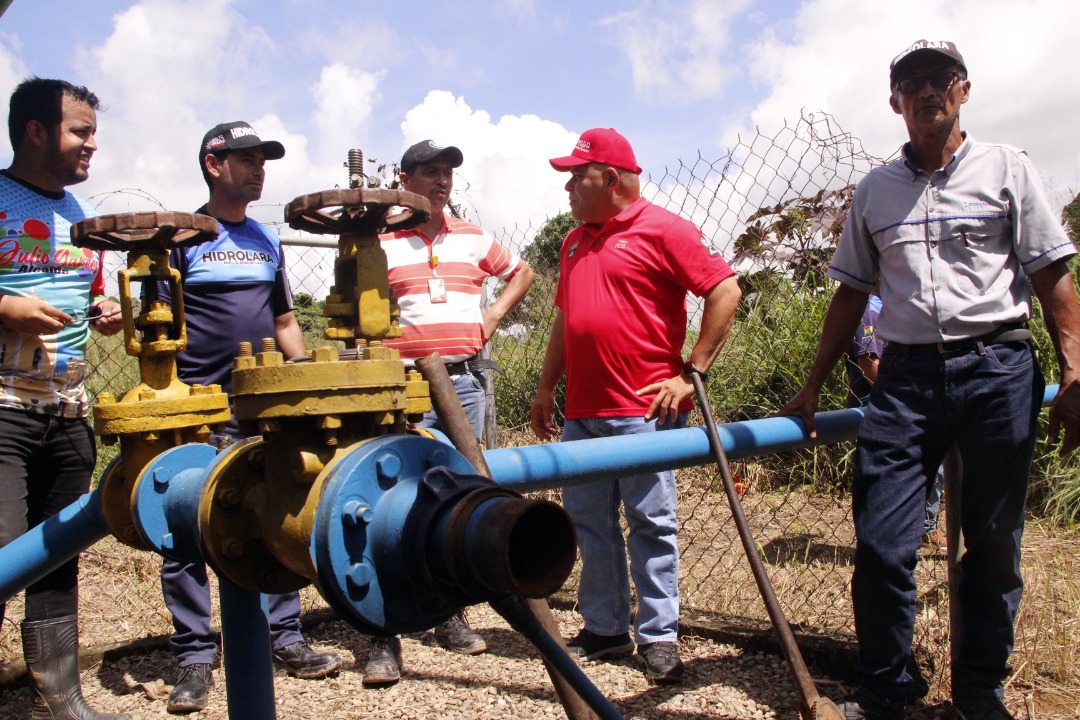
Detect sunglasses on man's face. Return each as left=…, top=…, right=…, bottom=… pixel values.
left=895, top=70, right=962, bottom=95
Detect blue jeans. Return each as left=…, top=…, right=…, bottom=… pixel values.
left=852, top=340, right=1042, bottom=704
left=924, top=469, right=944, bottom=533
left=417, top=370, right=486, bottom=441
left=561, top=414, right=686, bottom=644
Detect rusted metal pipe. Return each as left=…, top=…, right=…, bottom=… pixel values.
left=690, top=372, right=842, bottom=720
left=415, top=353, right=605, bottom=720
left=943, top=445, right=963, bottom=700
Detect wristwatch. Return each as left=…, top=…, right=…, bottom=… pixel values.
left=682, top=360, right=708, bottom=383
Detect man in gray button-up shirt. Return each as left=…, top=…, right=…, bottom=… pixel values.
left=779, top=39, right=1080, bottom=720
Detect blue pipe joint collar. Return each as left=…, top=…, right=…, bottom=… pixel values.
left=409, top=468, right=575, bottom=603
left=406, top=467, right=516, bottom=604
left=312, top=434, right=478, bottom=635
left=131, top=443, right=217, bottom=563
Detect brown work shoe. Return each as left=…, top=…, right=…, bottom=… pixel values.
left=272, top=641, right=344, bottom=679
left=433, top=611, right=487, bottom=655
left=362, top=636, right=402, bottom=687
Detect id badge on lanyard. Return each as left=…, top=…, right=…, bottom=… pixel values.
left=427, top=250, right=448, bottom=302
left=428, top=278, right=447, bottom=303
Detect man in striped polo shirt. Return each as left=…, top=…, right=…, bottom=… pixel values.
left=362, top=139, right=534, bottom=685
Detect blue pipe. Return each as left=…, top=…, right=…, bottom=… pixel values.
left=0, top=384, right=1060, bottom=603
left=219, top=578, right=277, bottom=720
left=0, top=487, right=109, bottom=605
left=482, top=385, right=1059, bottom=493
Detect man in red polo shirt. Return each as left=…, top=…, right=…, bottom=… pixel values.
left=531, top=128, right=741, bottom=683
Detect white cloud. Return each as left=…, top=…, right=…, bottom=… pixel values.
left=309, top=63, right=384, bottom=168
left=601, top=0, right=751, bottom=101
left=732, top=0, right=1080, bottom=194
left=77, top=0, right=279, bottom=214
left=0, top=35, right=26, bottom=101
left=399, top=90, right=577, bottom=235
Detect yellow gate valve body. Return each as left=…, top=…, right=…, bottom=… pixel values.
left=71, top=212, right=232, bottom=549
left=198, top=187, right=435, bottom=594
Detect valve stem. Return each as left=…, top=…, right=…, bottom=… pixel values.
left=347, top=148, right=364, bottom=189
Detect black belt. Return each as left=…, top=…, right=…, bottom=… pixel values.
left=444, top=356, right=503, bottom=375
left=888, top=324, right=1032, bottom=355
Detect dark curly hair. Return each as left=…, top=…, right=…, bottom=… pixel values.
left=8, top=76, right=100, bottom=151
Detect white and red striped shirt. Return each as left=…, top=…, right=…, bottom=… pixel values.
left=381, top=214, right=524, bottom=363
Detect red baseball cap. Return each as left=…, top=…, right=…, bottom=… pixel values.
left=549, top=128, right=642, bottom=174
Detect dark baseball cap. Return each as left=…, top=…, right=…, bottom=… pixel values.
left=400, top=140, right=463, bottom=173
left=890, top=40, right=967, bottom=85
left=199, top=121, right=285, bottom=164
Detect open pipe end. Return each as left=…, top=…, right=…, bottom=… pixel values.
left=449, top=494, right=576, bottom=600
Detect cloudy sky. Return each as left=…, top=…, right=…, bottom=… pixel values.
left=1, top=0, right=1077, bottom=240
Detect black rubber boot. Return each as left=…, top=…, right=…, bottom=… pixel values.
left=21, top=615, right=131, bottom=720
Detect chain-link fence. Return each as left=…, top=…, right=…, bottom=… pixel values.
left=75, top=111, right=1051, bottom=701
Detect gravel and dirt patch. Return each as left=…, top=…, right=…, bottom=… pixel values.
left=0, top=577, right=812, bottom=720
left=1, top=478, right=1077, bottom=718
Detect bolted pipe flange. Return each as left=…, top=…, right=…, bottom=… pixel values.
left=199, top=439, right=310, bottom=594
left=126, top=443, right=219, bottom=561
left=312, top=435, right=478, bottom=635
left=310, top=435, right=576, bottom=637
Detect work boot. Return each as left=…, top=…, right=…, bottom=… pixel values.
left=956, top=696, right=1017, bottom=720
left=835, top=687, right=906, bottom=720
left=166, top=664, right=213, bottom=714
left=272, top=641, right=344, bottom=679
left=362, top=636, right=402, bottom=687
left=635, top=641, right=685, bottom=684
left=566, top=629, right=634, bottom=661
left=433, top=611, right=487, bottom=655
left=21, top=615, right=132, bottom=720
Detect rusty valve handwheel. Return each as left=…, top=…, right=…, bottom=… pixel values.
left=71, top=211, right=220, bottom=251
left=285, top=188, right=431, bottom=236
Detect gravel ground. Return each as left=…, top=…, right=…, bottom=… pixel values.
left=0, top=602, right=821, bottom=720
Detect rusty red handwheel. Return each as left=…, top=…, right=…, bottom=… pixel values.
left=71, top=212, right=220, bottom=251
left=284, top=188, right=431, bottom=236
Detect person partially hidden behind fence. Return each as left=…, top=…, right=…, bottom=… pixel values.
left=0, top=77, right=127, bottom=719
left=778, top=39, right=1080, bottom=720
left=152, top=122, right=344, bottom=714
left=531, top=128, right=741, bottom=684
left=362, top=139, right=534, bottom=686
left=845, top=292, right=945, bottom=553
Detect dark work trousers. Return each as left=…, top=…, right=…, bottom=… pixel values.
left=161, top=428, right=304, bottom=667
left=161, top=559, right=303, bottom=667
left=852, top=340, right=1042, bottom=705
left=0, top=407, right=96, bottom=624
